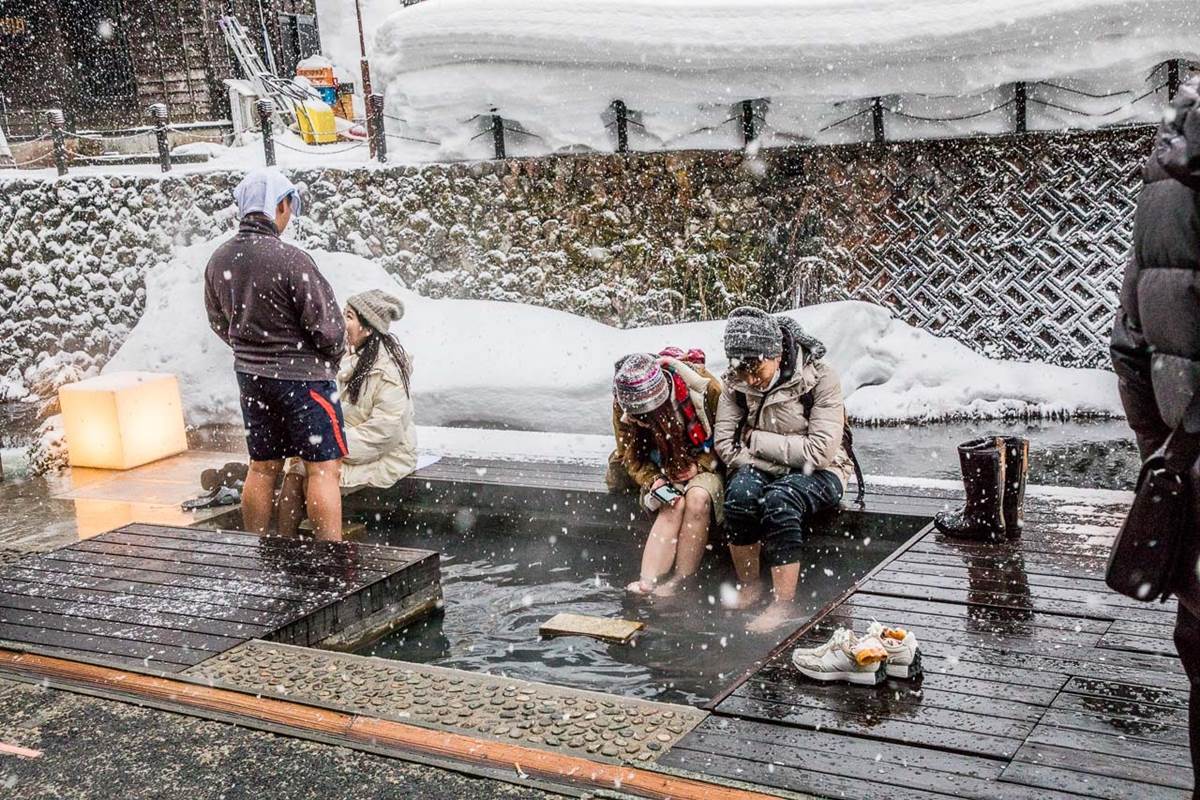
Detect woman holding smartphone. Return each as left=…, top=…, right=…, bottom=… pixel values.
left=611, top=352, right=724, bottom=596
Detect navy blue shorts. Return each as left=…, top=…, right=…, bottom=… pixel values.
left=236, top=372, right=347, bottom=463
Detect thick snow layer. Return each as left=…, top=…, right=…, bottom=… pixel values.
left=0, top=377, right=29, bottom=402
left=104, top=237, right=1122, bottom=433
left=417, top=426, right=612, bottom=465
left=355, top=0, right=1200, bottom=159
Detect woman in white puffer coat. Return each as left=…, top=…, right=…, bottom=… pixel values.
left=277, top=289, right=417, bottom=536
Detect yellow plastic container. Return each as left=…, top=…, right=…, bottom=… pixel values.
left=295, top=99, right=338, bottom=145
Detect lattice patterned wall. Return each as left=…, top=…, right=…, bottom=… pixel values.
left=797, top=127, right=1150, bottom=369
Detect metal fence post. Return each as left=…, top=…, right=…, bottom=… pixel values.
left=1168, top=59, right=1181, bottom=100
left=611, top=100, right=629, bottom=154
left=148, top=103, right=171, bottom=172
left=871, top=98, right=885, bottom=144
left=46, top=109, right=67, bottom=176
left=741, top=99, right=758, bottom=146
left=256, top=99, right=275, bottom=166
left=369, top=93, right=387, bottom=164
left=491, top=114, right=505, bottom=160
left=1013, top=82, right=1027, bottom=134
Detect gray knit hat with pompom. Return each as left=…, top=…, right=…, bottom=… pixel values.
left=348, top=289, right=405, bottom=334
left=724, top=306, right=783, bottom=362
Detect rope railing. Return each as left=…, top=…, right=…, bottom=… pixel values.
left=64, top=129, right=154, bottom=144
left=270, top=136, right=367, bottom=155
left=818, top=106, right=872, bottom=134
left=468, top=124, right=543, bottom=142
left=384, top=132, right=440, bottom=146
left=888, top=98, right=1017, bottom=123
left=164, top=126, right=226, bottom=145
left=6, top=153, right=55, bottom=168
left=1029, top=82, right=1168, bottom=118
left=1035, top=81, right=1133, bottom=100
left=10, top=132, right=51, bottom=144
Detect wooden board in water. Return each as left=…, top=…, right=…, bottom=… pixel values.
left=540, top=613, right=644, bottom=644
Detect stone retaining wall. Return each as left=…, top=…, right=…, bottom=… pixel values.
left=0, top=126, right=1149, bottom=391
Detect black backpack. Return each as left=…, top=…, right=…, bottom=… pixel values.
left=734, top=388, right=866, bottom=505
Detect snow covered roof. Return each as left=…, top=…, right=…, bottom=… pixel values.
left=324, top=0, right=1200, bottom=160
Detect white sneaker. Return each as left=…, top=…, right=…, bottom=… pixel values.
left=791, top=627, right=853, bottom=657
left=866, top=621, right=922, bottom=679
left=791, top=630, right=888, bottom=686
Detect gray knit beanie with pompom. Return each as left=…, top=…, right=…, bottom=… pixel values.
left=348, top=289, right=405, bottom=334
left=723, top=306, right=783, bottom=362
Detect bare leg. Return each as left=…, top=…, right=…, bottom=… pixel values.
left=654, top=488, right=712, bottom=597
left=242, top=459, right=283, bottom=534
left=747, top=562, right=802, bottom=633
left=727, top=543, right=765, bottom=609
left=276, top=472, right=307, bottom=538
left=303, top=459, right=343, bottom=541
left=627, top=501, right=684, bottom=594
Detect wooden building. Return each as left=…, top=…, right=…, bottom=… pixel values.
left=0, top=0, right=320, bottom=137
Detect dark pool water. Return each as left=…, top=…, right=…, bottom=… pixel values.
left=359, top=510, right=925, bottom=706
left=852, top=419, right=1140, bottom=491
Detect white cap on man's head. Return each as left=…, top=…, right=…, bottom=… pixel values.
left=233, top=167, right=303, bottom=219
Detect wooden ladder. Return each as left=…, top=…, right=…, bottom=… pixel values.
left=217, top=15, right=299, bottom=126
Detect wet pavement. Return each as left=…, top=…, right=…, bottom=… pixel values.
left=0, top=677, right=566, bottom=800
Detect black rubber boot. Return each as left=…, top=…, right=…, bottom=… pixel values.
left=200, top=462, right=248, bottom=492
left=1002, top=438, right=1029, bottom=539
left=200, top=468, right=220, bottom=492
left=934, top=437, right=1007, bottom=541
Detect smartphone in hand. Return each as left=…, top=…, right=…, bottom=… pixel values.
left=651, top=484, right=684, bottom=505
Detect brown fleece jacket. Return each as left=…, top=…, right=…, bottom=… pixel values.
left=204, top=214, right=346, bottom=381
left=611, top=360, right=723, bottom=492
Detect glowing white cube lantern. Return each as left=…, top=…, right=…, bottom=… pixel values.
left=59, top=372, right=189, bottom=470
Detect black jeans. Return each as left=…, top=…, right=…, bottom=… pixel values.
left=723, top=466, right=843, bottom=567
left=1175, top=605, right=1200, bottom=800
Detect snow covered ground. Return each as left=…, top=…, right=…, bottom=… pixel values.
left=103, top=236, right=1122, bottom=433
left=354, top=0, right=1200, bottom=160
left=5, top=128, right=381, bottom=180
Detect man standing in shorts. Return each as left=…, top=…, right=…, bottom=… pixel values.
left=204, top=168, right=347, bottom=539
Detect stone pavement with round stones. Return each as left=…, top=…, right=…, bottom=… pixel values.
left=187, top=640, right=706, bottom=764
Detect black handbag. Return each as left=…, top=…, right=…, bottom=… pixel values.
left=1105, top=397, right=1200, bottom=603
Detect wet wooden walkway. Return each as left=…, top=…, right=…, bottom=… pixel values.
left=658, top=487, right=1192, bottom=799
left=0, top=523, right=439, bottom=672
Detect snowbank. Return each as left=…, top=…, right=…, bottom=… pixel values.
left=103, top=237, right=1122, bottom=433
left=359, top=0, right=1199, bottom=159
left=417, top=426, right=612, bottom=465
left=0, top=377, right=29, bottom=402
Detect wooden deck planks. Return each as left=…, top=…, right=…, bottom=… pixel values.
left=0, top=524, right=438, bottom=672
left=658, top=487, right=1192, bottom=799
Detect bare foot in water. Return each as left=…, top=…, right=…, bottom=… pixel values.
left=626, top=579, right=655, bottom=595
left=746, top=600, right=799, bottom=633
left=727, top=581, right=766, bottom=610
left=652, top=574, right=687, bottom=597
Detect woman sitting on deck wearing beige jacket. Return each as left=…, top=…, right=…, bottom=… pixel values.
left=277, top=290, right=417, bottom=537
left=715, top=307, right=854, bottom=633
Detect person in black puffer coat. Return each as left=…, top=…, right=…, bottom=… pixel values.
left=1111, top=75, right=1200, bottom=798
